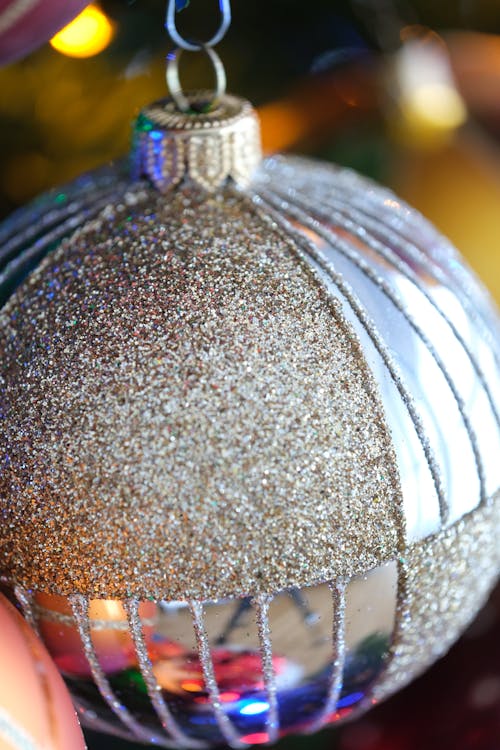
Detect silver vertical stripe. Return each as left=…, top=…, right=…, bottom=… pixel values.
left=253, top=594, right=280, bottom=743
left=189, top=600, right=246, bottom=748
left=350, top=559, right=410, bottom=718
left=125, top=598, right=206, bottom=749
left=14, top=586, right=39, bottom=635
left=305, top=579, right=347, bottom=733
left=260, top=158, right=500, bottom=366
left=264, top=183, right=500, bottom=434
left=258, top=189, right=487, bottom=508
left=250, top=193, right=448, bottom=522
left=69, top=594, right=167, bottom=746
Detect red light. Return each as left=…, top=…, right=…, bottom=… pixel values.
left=219, top=692, right=241, bottom=703
left=336, top=707, right=354, bottom=720
left=240, top=733, right=269, bottom=744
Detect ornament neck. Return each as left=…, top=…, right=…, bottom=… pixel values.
left=131, top=92, right=262, bottom=193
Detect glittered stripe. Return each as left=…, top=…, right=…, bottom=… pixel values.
left=251, top=191, right=446, bottom=523
left=0, top=192, right=124, bottom=308
left=349, top=558, right=410, bottom=719
left=259, top=188, right=487, bottom=510
left=69, top=594, right=166, bottom=746
left=373, top=491, right=500, bottom=702
left=75, top=705, right=137, bottom=744
left=124, top=599, right=205, bottom=749
left=0, top=169, right=122, bottom=251
left=14, top=585, right=39, bottom=635
left=34, top=601, right=157, bottom=631
left=0, top=188, right=116, bottom=267
left=304, top=579, right=346, bottom=734
left=253, top=594, right=280, bottom=743
left=259, top=158, right=500, bottom=369
left=189, top=600, right=246, bottom=748
left=0, top=706, right=39, bottom=750
left=338, top=179, right=499, bottom=337
left=264, top=183, right=500, bottom=437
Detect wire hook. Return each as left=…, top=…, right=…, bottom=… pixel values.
left=165, top=0, right=231, bottom=52
left=166, top=45, right=227, bottom=112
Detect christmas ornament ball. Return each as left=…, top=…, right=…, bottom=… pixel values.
left=0, top=592, right=86, bottom=750
left=1, top=94, right=500, bottom=747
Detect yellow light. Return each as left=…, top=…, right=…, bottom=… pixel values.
left=401, top=83, right=467, bottom=132
left=50, top=4, right=114, bottom=58
left=390, top=36, right=468, bottom=148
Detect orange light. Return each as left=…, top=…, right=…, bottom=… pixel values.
left=181, top=680, right=204, bottom=692
left=50, top=4, right=114, bottom=58
left=258, top=102, right=308, bottom=153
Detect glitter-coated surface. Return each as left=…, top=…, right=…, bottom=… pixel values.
left=0, top=186, right=402, bottom=600
left=2, top=131, right=500, bottom=746
left=373, top=489, right=500, bottom=703
left=254, top=155, right=500, bottom=535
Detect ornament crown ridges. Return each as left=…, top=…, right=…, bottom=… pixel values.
left=132, top=92, right=262, bottom=193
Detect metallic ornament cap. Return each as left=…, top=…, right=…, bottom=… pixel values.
left=132, top=92, right=262, bottom=193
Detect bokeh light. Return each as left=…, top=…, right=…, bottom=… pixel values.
left=389, top=29, right=467, bottom=148
left=50, top=4, right=115, bottom=59
left=400, top=82, right=466, bottom=132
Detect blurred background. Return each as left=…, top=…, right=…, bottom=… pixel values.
left=2, top=0, right=500, bottom=748
left=2, top=0, right=500, bottom=297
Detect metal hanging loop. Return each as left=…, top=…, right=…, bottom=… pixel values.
left=165, top=0, right=231, bottom=52
left=166, top=45, right=227, bottom=112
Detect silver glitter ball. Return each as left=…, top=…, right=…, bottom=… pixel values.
left=1, top=94, right=500, bottom=748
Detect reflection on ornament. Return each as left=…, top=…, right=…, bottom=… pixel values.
left=151, top=645, right=288, bottom=699
left=1, top=92, right=500, bottom=747
left=49, top=4, right=115, bottom=59
left=35, top=593, right=157, bottom=677
left=0, top=592, right=86, bottom=750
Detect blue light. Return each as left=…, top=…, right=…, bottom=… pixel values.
left=239, top=701, right=270, bottom=716
left=149, top=130, right=163, bottom=141
left=337, top=691, right=364, bottom=709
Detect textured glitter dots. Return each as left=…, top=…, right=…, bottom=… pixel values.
left=374, top=491, right=500, bottom=703
left=0, top=186, right=403, bottom=600
left=1, top=126, right=500, bottom=748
